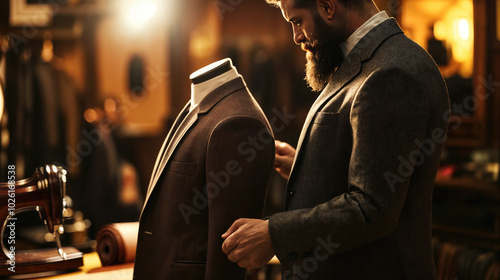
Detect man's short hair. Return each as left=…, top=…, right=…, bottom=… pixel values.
left=265, top=0, right=313, bottom=9
left=265, top=0, right=372, bottom=10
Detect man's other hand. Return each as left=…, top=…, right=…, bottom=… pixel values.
left=274, top=140, right=296, bottom=180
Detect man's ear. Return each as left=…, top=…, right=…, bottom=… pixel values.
left=316, top=0, right=335, bottom=19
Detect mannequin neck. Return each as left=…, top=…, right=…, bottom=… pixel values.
left=189, top=59, right=239, bottom=111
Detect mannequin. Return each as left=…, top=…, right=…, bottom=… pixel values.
left=134, top=58, right=275, bottom=280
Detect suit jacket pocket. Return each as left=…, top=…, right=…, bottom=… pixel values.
left=173, top=260, right=206, bottom=270
left=313, top=111, right=339, bottom=125
left=167, top=160, right=196, bottom=176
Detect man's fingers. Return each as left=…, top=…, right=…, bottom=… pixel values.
left=275, top=140, right=295, bottom=155
left=274, top=140, right=283, bottom=148
left=230, top=249, right=255, bottom=269
left=227, top=247, right=244, bottom=263
left=222, top=235, right=238, bottom=255
left=235, top=255, right=266, bottom=270
left=275, top=154, right=292, bottom=173
left=221, top=218, right=243, bottom=239
left=274, top=140, right=288, bottom=155
left=275, top=153, right=290, bottom=163
left=222, top=219, right=247, bottom=254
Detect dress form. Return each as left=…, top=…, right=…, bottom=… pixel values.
left=189, top=58, right=239, bottom=112
left=135, top=57, right=275, bottom=280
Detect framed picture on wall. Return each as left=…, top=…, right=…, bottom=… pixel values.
left=9, top=0, right=60, bottom=27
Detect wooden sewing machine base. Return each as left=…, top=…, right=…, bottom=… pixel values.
left=0, top=247, right=83, bottom=277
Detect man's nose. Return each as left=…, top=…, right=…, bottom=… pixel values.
left=293, top=27, right=305, bottom=45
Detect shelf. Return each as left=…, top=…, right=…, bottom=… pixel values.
left=56, top=3, right=113, bottom=17
left=433, top=177, right=500, bottom=247
left=434, top=177, right=500, bottom=200
left=444, top=138, right=485, bottom=148
left=433, top=224, right=500, bottom=250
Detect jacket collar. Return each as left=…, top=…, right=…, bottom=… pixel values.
left=198, top=76, right=246, bottom=114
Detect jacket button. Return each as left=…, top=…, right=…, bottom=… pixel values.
left=288, top=189, right=295, bottom=196
left=287, top=252, right=298, bottom=261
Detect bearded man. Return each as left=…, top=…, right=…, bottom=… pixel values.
left=221, top=0, right=449, bottom=279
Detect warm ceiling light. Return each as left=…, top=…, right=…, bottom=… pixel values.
left=127, top=1, right=157, bottom=29
left=456, top=19, right=470, bottom=40
left=104, top=98, right=117, bottom=113
left=84, top=108, right=98, bottom=123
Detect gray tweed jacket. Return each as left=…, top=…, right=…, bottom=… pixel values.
left=269, top=18, right=449, bottom=280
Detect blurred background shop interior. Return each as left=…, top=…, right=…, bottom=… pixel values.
left=1, top=0, right=500, bottom=279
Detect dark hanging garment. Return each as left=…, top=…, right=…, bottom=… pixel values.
left=0, top=46, right=78, bottom=181
left=1, top=47, right=35, bottom=180
left=33, top=60, right=65, bottom=167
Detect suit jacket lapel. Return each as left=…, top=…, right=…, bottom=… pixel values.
left=146, top=103, right=191, bottom=195
left=288, top=18, right=404, bottom=186
left=287, top=56, right=361, bottom=187
left=140, top=77, right=247, bottom=218
left=152, top=106, right=199, bottom=189
left=141, top=106, right=199, bottom=216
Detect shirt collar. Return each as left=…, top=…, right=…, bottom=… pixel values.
left=190, top=68, right=240, bottom=112
left=341, top=11, right=389, bottom=57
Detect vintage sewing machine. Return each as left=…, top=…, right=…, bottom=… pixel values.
left=0, top=165, right=83, bottom=276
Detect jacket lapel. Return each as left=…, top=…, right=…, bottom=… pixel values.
left=287, top=56, right=361, bottom=188
left=146, top=103, right=191, bottom=196
left=152, top=106, right=199, bottom=189
left=140, top=77, right=247, bottom=218
left=141, top=106, right=199, bottom=216
left=287, top=18, right=404, bottom=187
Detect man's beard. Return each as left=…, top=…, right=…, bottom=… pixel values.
left=304, top=18, right=346, bottom=92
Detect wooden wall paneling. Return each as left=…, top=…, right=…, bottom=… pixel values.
left=82, top=17, right=99, bottom=107
left=473, top=0, right=487, bottom=146
left=168, top=0, right=220, bottom=119
left=488, top=0, right=500, bottom=148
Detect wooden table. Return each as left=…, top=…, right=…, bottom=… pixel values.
left=28, top=252, right=134, bottom=280
left=20, top=254, right=280, bottom=280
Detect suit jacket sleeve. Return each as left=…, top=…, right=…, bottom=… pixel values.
left=269, top=68, right=432, bottom=265
left=204, top=115, right=274, bottom=280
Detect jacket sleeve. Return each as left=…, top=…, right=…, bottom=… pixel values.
left=269, top=68, right=432, bottom=266
left=204, top=115, right=275, bottom=280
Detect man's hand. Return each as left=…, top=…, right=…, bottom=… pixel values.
left=274, top=140, right=296, bottom=180
left=221, top=219, right=275, bottom=270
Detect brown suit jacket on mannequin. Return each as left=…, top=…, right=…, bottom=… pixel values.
left=133, top=77, right=275, bottom=280
left=268, top=19, right=449, bottom=279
